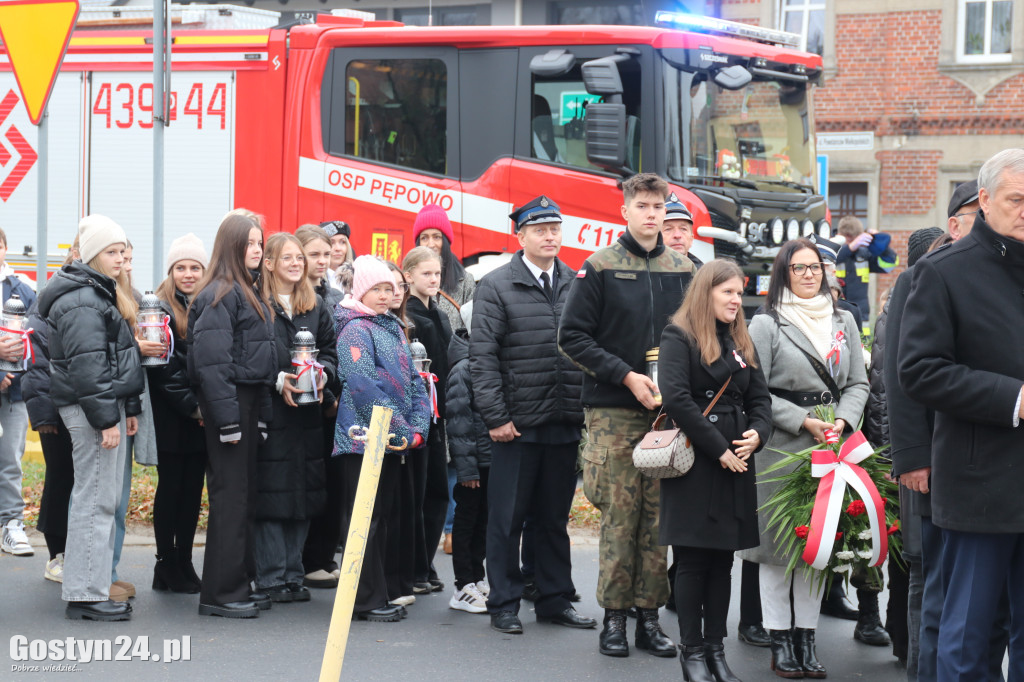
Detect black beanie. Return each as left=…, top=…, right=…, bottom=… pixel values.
left=907, top=227, right=945, bottom=267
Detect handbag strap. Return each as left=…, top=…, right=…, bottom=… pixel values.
left=651, top=376, right=732, bottom=430
left=437, top=289, right=460, bottom=311
left=791, top=344, right=842, bottom=403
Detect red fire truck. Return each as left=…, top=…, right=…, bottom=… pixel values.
left=0, top=6, right=827, bottom=297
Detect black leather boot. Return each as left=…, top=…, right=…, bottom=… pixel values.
left=768, top=629, right=804, bottom=678
left=738, top=622, right=770, bottom=647
left=599, top=609, right=630, bottom=657
left=704, top=643, right=741, bottom=682
left=680, top=645, right=715, bottom=682
left=635, top=607, right=676, bottom=657
left=794, top=627, right=827, bottom=678
left=152, top=554, right=199, bottom=594
left=177, top=547, right=202, bottom=590
left=853, top=589, right=891, bottom=646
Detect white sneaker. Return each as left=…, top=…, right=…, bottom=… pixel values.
left=1, top=519, right=33, bottom=556
left=391, top=594, right=416, bottom=606
left=44, top=553, right=64, bottom=583
left=449, top=582, right=487, bottom=614
left=476, top=579, right=490, bottom=596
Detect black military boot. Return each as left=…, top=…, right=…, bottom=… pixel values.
left=794, top=627, right=827, bottom=678
left=853, top=589, right=891, bottom=647
left=599, top=609, right=630, bottom=657
left=768, top=629, right=804, bottom=678
left=635, top=607, right=676, bottom=657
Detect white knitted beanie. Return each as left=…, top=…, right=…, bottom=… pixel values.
left=79, top=215, right=127, bottom=265
left=165, top=232, right=209, bottom=273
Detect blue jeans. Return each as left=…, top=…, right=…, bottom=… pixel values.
left=111, top=435, right=133, bottom=583
left=444, top=464, right=456, bottom=535
left=0, top=399, right=29, bottom=524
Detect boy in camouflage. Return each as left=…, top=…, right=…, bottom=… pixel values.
left=558, top=173, right=694, bottom=658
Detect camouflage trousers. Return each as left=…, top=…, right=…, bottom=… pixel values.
left=582, top=407, right=669, bottom=610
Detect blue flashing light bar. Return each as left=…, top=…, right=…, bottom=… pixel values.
left=654, top=11, right=802, bottom=48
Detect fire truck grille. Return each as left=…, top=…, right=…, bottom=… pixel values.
left=709, top=211, right=738, bottom=259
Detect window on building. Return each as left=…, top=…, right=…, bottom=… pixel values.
left=395, top=5, right=491, bottom=26
left=548, top=1, right=646, bottom=25
left=343, top=58, right=448, bottom=175
left=957, top=0, right=1013, bottom=62
left=827, top=182, right=868, bottom=223
left=779, top=0, right=825, bottom=56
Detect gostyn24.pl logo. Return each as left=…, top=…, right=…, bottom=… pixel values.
left=0, top=89, right=37, bottom=202
left=9, top=635, right=192, bottom=670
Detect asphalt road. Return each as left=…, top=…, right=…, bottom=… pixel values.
left=1, top=531, right=908, bottom=681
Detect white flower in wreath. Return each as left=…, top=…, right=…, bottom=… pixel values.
left=857, top=550, right=874, bottom=559
left=858, top=529, right=873, bottom=540
left=835, top=551, right=856, bottom=561
left=832, top=564, right=852, bottom=573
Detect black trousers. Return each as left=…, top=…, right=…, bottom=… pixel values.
left=153, top=447, right=207, bottom=560
left=740, top=559, right=763, bottom=626
left=302, top=419, right=345, bottom=574
left=452, top=468, right=489, bottom=589
left=342, top=449, right=399, bottom=612
left=385, top=454, right=416, bottom=600
left=199, top=386, right=261, bottom=606
left=673, top=545, right=735, bottom=647
left=37, top=421, right=74, bottom=559
left=486, top=440, right=577, bottom=617
left=412, top=427, right=448, bottom=582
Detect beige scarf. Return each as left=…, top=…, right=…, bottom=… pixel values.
left=777, top=290, right=834, bottom=360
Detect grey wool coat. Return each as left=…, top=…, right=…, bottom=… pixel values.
left=738, top=307, right=869, bottom=566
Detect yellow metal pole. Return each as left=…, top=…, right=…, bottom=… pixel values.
left=319, top=405, right=394, bottom=682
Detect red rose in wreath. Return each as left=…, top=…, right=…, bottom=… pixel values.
left=887, top=521, right=900, bottom=535
left=794, top=525, right=809, bottom=539
left=846, top=500, right=866, bottom=517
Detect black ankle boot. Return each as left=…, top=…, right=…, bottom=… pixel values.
left=177, top=548, right=202, bottom=590
left=768, top=629, right=804, bottom=678
left=853, top=589, right=890, bottom=646
left=153, top=554, right=199, bottom=594
left=599, top=609, right=630, bottom=657
left=680, top=645, right=715, bottom=682
left=704, top=643, right=741, bottom=682
left=794, top=627, right=826, bottom=678
left=635, top=607, right=676, bottom=657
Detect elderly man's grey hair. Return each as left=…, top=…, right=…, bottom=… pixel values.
left=978, top=148, right=1024, bottom=195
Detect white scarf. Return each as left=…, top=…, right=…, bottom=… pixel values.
left=777, top=290, right=834, bottom=360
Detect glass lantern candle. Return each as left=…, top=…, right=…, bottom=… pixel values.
left=291, top=327, right=321, bottom=405
left=0, top=294, right=28, bottom=373
left=137, top=291, right=170, bottom=366
left=646, top=347, right=662, bottom=405
left=410, top=338, right=431, bottom=375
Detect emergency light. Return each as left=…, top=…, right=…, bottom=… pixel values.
left=654, top=11, right=802, bottom=48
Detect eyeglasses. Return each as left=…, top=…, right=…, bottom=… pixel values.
left=395, top=283, right=410, bottom=292
left=954, top=210, right=979, bottom=219
left=789, top=263, right=824, bottom=276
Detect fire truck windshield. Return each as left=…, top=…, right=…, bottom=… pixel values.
left=663, top=64, right=817, bottom=192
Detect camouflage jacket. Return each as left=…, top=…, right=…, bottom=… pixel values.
left=558, top=230, right=693, bottom=409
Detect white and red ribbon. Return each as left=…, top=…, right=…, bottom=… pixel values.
left=825, top=330, right=845, bottom=377
left=0, top=326, right=35, bottom=370
left=138, top=315, right=174, bottom=359
left=419, top=371, right=439, bottom=422
left=732, top=349, right=746, bottom=368
left=801, top=430, right=888, bottom=570
left=292, top=358, right=325, bottom=400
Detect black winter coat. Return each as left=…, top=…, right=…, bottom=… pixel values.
left=406, top=295, right=452, bottom=419
left=657, top=323, right=773, bottom=550
left=863, top=295, right=890, bottom=452
left=471, top=252, right=583, bottom=430
left=446, top=329, right=491, bottom=481
left=558, top=231, right=693, bottom=409
left=899, top=214, right=1024, bottom=533
left=255, top=296, right=339, bottom=520
left=37, top=262, right=144, bottom=430
left=22, top=301, right=58, bottom=429
left=186, top=279, right=275, bottom=438
left=146, top=292, right=205, bottom=455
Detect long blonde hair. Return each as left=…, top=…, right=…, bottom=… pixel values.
left=87, top=247, right=138, bottom=330
left=261, top=232, right=316, bottom=315
left=671, top=260, right=757, bottom=368
left=401, top=245, right=441, bottom=274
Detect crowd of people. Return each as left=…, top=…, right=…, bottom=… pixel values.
left=0, top=150, right=1020, bottom=681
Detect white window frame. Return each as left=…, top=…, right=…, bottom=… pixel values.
left=956, top=0, right=1013, bottom=64
left=778, top=0, right=826, bottom=55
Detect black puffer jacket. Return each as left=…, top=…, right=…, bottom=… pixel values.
left=863, top=294, right=890, bottom=451
left=446, top=329, right=491, bottom=481
left=37, top=261, right=144, bottom=429
left=255, top=295, right=339, bottom=520
left=471, top=252, right=583, bottom=429
left=146, top=290, right=205, bottom=455
left=186, top=278, right=275, bottom=437
left=22, top=301, right=58, bottom=429
left=406, top=296, right=452, bottom=419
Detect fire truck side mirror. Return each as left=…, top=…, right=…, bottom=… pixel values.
left=712, top=64, right=753, bottom=91
left=581, top=57, right=624, bottom=97
left=530, top=49, right=576, bottom=78
left=584, top=103, right=628, bottom=175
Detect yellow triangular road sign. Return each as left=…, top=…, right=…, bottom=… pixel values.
left=0, top=0, right=80, bottom=125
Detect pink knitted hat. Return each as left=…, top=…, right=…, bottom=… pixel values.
left=350, top=255, right=396, bottom=303
left=412, top=204, right=454, bottom=244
